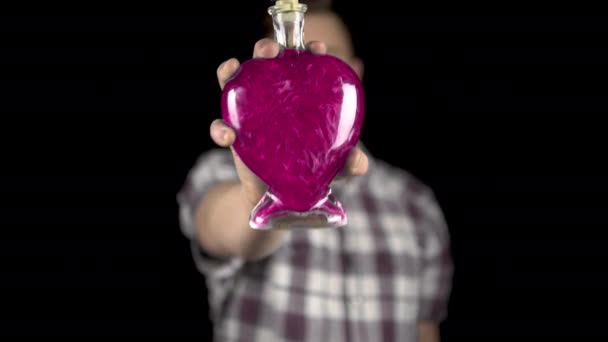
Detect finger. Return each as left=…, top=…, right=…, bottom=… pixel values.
left=305, top=40, right=327, bottom=55
left=209, top=119, right=236, bottom=147
left=217, top=58, right=240, bottom=90
left=344, top=147, right=369, bottom=176
left=229, top=146, right=243, bottom=164
left=253, top=38, right=280, bottom=58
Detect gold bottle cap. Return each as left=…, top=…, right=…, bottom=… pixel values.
left=269, top=0, right=308, bottom=14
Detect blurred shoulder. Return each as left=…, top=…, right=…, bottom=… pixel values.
left=361, top=150, right=436, bottom=205
left=177, top=148, right=237, bottom=206
left=187, top=148, right=235, bottom=181
left=192, top=147, right=233, bottom=167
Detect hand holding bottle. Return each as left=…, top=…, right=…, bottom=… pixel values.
left=210, top=38, right=369, bottom=209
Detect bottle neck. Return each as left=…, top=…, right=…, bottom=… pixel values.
left=271, top=11, right=306, bottom=50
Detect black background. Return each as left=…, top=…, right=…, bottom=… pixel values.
left=2, top=2, right=607, bottom=339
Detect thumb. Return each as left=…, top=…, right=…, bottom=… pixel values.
left=210, top=119, right=236, bottom=147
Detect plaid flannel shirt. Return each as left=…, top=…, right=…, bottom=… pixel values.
left=177, top=146, right=453, bottom=342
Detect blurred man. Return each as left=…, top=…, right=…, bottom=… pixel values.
left=177, top=4, right=453, bottom=342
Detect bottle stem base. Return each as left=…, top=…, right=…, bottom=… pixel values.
left=249, top=189, right=347, bottom=230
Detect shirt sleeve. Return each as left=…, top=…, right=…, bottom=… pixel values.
left=409, top=184, right=454, bottom=322
left=176, top=148, right=245, bottom=284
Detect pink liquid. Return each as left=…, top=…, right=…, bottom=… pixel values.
left=221, top=48, right=364, bottom=229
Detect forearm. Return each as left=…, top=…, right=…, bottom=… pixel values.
left=194, top=180, right=287, bottom=261
left=417, top=321, right=440, bottom=342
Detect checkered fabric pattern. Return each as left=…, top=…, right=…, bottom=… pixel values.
left=177, top=146, right=453, bottom=341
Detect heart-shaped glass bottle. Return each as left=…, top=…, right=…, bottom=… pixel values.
left=221, top=0, right=364, bottom=230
